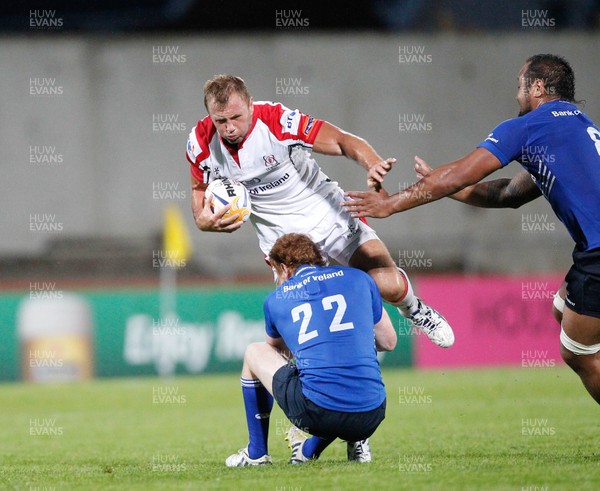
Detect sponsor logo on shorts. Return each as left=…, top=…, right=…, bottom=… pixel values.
left=345, top=222, right=359, bottom=239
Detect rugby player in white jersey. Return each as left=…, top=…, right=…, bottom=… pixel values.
left=186, top=75, right=455, bottom=461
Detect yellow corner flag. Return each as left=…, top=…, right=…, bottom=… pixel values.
left=163, top=203, right=192, bottom=266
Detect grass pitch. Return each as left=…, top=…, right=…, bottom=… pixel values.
left=0, top=366, right=598, bottom=490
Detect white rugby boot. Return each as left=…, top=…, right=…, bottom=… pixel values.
left=408, top=298, right=455, bottom=348
left=225, top=447, right=272, bottom=467
left=286, top=426, right=310, bottom=464
left=347, top=439, right=372, bottom=463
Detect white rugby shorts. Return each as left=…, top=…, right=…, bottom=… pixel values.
left=257, top=190, right=379, bottom=266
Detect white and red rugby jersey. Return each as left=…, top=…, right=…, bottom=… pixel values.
left=186, top=102, right=350, bottom=255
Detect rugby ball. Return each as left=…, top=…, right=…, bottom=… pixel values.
left=205, top=178, right=252, bottom=223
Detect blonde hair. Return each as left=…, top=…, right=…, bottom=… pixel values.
left=203, top=74, right=251, bottom=110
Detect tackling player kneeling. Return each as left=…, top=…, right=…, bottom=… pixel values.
left=225, top=233, right=392, bottom=466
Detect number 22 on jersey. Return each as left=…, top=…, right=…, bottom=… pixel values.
left=291, top=294, right=355, bottom=345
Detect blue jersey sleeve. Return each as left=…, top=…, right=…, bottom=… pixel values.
left=368, top=275, right=383, bottom=325
left=263, top=296, right=281, bottom=339
left=477, top=117, right=528, bottom=167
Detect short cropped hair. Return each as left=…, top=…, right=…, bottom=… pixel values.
left=268, top=233, right=326, bottom=271
left=524, top=54, right=576, bottom=102
left=203, top=74, right=251, bottom=110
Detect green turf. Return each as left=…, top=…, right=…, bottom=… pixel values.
left=0, top=366, right=598, bottom=490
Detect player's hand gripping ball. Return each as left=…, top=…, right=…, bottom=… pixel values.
left=205, top=178, right=252, bottom=224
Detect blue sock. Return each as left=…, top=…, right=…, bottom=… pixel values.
left=241, top=378, right=274, bottom=459
left=302, top=435, right=334, bottom=459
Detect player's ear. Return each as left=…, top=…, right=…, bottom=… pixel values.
left=277, top=264, right=294, bottom=285
left=534, top=79, right=544, bottom=96
left=271, top=262, right=285, bottom=285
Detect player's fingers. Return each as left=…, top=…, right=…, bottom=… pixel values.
left=218, top=211, right=238, bottom=226
left=221, top=221, right=243, bottom=233
left=368, top=178, right=381, bottom=192
left=367, top=169, right=384, bottom=186
left=383, top=157, right=397, bottom=169
left=344, top=191, right=366, bottom=200
left=342, top=202, right=368, bottom=214
left=214, top=203, right=232, bottom=218
left=375, top=158, right=396, bottom=176
left=216, top=213, right=243, bottom=233
left=368, top=177, right=384, bottom=192
left=414, top=155, right=432, bottom=172
left=414, top=156, right=430, bottom=179
left=367, top=168, right=384, bottom=187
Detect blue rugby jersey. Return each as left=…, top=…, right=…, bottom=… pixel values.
left=264, top=264, right=386, bottom=412
left=478, top=100, right=600, bottom=251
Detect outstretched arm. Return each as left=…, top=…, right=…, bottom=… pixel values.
left=312, top=121, right=396, bottom=190
left=415, top=157, right=542, bottom=208
left=342, top=147, right=504, bottom=218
